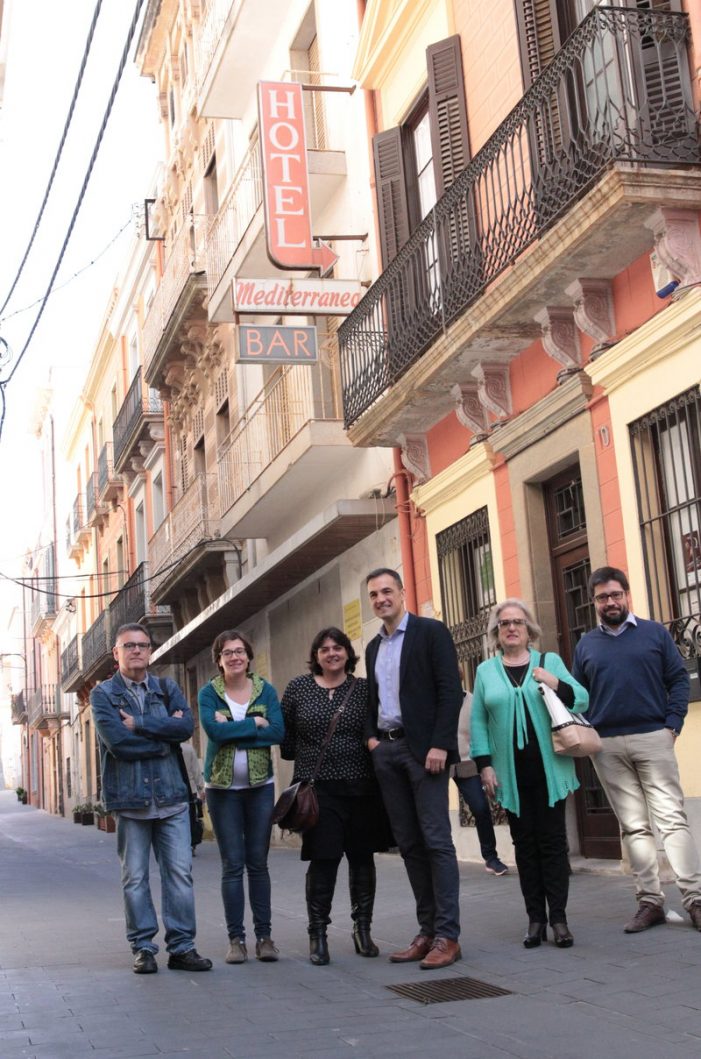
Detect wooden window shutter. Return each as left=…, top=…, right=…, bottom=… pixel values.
left=514, top=0, right=563, bottom=89
left=373, top=127, right=411, bottom=267
left=426, top=35, right=470, bottom=198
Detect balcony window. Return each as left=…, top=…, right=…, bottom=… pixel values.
left=437, top=506, right=496, bottom=691
left=630, top=385, right=701, bottom=689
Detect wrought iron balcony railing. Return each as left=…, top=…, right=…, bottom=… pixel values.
left=72, top=493, right=84, bottom=537
left=61, top=635, right=81, bottom=687
left=86, top=471, right=98, bottom=517
left=339, top=6, right=699, bottom=427
left=217, top=365, right=340, bottom=517
left=97, top=442, right=119, bottom=498
left=27, top=684, right=62, bottom=728
left=82, top=610, right=110, bottom=675
left=206, top=132, right=262, bottom=298
left=109, top=562, right=150, bottom=631
left=11, top=690, right=26, bottom=725
left=113, top=367, right=163, bottom=469
left=149, top=474, right=214, bottom=596
left=142, top=216, right=207, bottom=381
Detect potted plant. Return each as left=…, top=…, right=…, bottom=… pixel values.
left=16, top=786, right=27, bottom=804
left=73, top=803, right=85, bottom=823
left=80, top=802, right=95, bottom=826
left=95, top=804, right=116, bottom=833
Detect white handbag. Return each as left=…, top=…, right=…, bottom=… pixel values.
left=537, top=655, right=601, bottom=758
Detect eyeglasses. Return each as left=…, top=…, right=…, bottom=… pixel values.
left=497, top=619, right=527, bottom=629
left=594, top=591, right=625, bottom=604
left=118, top=642, right=151, bottom=652
left=220, top=648, right=248, bottom=659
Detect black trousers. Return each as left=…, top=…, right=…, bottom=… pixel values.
left=506, top=779, right=569, bottom=925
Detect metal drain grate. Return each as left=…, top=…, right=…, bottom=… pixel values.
left=387, top=976, right=512, bottom=1005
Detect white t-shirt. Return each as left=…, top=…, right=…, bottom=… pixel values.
left=223, top=693, right=273, bottom=789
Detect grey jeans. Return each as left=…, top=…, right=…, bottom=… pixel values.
left=593, top=729, right=701, bottom=909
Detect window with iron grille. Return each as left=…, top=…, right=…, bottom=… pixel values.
left=437, top=506, right=496, bottom=691
left=629, top=385, right=701, bottom=689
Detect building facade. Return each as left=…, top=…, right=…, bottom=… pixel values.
left=342, top=0, right=701, bottom=858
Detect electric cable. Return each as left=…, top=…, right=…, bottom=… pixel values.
left=0, top=216, right=133, bottom=325
left=0, top=0, right=105, bottom=318
left=0, top=0, right=146, bottom=445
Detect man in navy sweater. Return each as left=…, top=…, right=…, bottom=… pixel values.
left=573, top=567, right=701, bottom=933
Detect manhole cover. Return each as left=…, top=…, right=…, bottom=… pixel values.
left=387, top=976, right=511, bottom=1005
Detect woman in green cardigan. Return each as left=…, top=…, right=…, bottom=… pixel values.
left=470, top=600, right=588, bottom=949
left=199, top=629, right=284, bottom=965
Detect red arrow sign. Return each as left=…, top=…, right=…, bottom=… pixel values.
left=258, top=81, right=339, bottom=276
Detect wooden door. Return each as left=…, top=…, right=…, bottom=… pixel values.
left=544, top=467, right=621, bottom=859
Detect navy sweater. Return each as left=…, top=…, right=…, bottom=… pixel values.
left=572, top=618, right=689, bottom=736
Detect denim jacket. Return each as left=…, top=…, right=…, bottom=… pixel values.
left=91, top=670, right=194, bottom=811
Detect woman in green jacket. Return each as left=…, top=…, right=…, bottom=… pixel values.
left=470, top=599, right=588, bottom=949
left=199, top=629, right=284, bottom=965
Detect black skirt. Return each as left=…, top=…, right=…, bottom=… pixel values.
left=300, top=780, right=393, bottom=861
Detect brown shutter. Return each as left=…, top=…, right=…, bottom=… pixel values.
left=514, top=0, right=563, bottom=89
left=426, top=35, right=470, bottom=197
left=373, top=127, right=411, bottom=267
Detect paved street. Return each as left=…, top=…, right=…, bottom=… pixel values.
left=1, top=790, right=701, bottom=1058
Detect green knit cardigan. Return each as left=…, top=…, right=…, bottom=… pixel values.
left=469, top=649, right=589, bottom=815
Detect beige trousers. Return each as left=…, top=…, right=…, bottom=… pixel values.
left=593, top=729, right=701, bottom=909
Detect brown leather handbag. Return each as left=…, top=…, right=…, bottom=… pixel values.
left=272, top=678, right=357, bottom=834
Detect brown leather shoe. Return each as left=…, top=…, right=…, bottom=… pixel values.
left=688, top=902, right=701, bottom=931
left=419, top=937, right=461, bottom=970
left=388, top=934, right=434, bottom=963
left=623, top=903, right=666, bottom=933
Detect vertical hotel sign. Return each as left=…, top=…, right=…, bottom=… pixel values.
left=257, top=81, right=338, bottom=276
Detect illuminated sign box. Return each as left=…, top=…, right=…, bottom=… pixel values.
left=233, top=277, right=363, bottom=315
left=237, top=325, right=318, bottom=364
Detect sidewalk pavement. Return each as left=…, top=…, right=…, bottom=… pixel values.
left=1, top=789, right=700, bottom=1059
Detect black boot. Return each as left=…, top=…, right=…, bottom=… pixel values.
left=349, top=859, right=379, bottom=958
left=306, top=861, right=338, bottom=966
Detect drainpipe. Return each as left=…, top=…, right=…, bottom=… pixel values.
left=355, top=0, right=418, bottom=612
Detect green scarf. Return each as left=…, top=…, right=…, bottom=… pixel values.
left=209, top=672, right=271, bottom=787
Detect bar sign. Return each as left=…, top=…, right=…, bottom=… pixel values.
left=237, top=325, right=318, bottom=364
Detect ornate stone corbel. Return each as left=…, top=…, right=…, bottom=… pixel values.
left=645, top=207, right=701, bottom=287
left=398, top=433, right=431, bottom=484
left=451, top=381, right=487, bottom=435
left=534, top=307, right=581, bottom=369
left=565, top=279, right=615, bottom=343
left=473, top=361, right=512, bottom=420
left=200, top=330, right=226, bottom=380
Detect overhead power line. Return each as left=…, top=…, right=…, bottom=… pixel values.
left=0, top=216, right=133, bottom=325
left=0, top=0, right=105, bottom=319
left=0, top=0, right=146, bottom=444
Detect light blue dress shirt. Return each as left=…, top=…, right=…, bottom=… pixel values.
left=375, top=610, right=409, bottom=730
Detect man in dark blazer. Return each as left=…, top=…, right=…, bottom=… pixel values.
left=365, top=568, right=463, bottom=969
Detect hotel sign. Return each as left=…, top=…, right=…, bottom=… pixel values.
left=233, top=277, right=363, bottom=315
left=237, top=325, right=318, bottom=364
left=258, top=81, right=338, bottom=276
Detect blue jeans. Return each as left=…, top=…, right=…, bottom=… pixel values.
left=452, top=774, right=498, bottom=862
left=206, top=784, right=275, bottom=941
left=371, top=738, right=460, bottom=940
left=116, top=808, right=196, bottom=955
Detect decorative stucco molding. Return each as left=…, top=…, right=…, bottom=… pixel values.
left=451, top=381, right=486, bottom=434
left=398, top=433, right=431, bottom=484
left=473, top=361, right=512, bottom=420
left=534, top=306, right=581, bottom=369
left=565, top=278, right=615, bottom=343
left=644, top=207, right=701, bottom=287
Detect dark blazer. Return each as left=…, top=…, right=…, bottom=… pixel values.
left=365, top=612, right=463, bottom=765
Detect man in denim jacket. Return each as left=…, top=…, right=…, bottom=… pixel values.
left=91, top=623, right=212, bottom=975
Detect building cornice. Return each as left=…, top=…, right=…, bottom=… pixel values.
left=354, top=0, right=450, bottom=89
left=412, top=442, right=495, bottom=515
left=587, top=286, right=701, bottom=393
left=488, top=372, right=593, bottom=461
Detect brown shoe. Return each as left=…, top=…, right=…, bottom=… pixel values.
left=388, top=934, right=434, bottom=963
left=623, top=903, right=666, bottom=933
left=419, top=937, right=461, bottom=970
left=688, top=902, right=701, bottom=931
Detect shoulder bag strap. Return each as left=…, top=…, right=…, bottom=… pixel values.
left=310, top=677, right=357, bottom=782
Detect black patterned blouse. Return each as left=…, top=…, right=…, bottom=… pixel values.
left=280, top=674, right=374, bottom=784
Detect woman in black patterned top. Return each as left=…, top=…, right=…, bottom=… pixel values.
left=281, top=626, right=390, bottom=966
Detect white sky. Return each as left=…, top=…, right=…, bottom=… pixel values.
left=0, top=0, right=163, bottom=645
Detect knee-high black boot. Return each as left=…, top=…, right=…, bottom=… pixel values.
left=306, top=860, right=338, bottom=966
left=349, top=858, right=379, bottom=957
